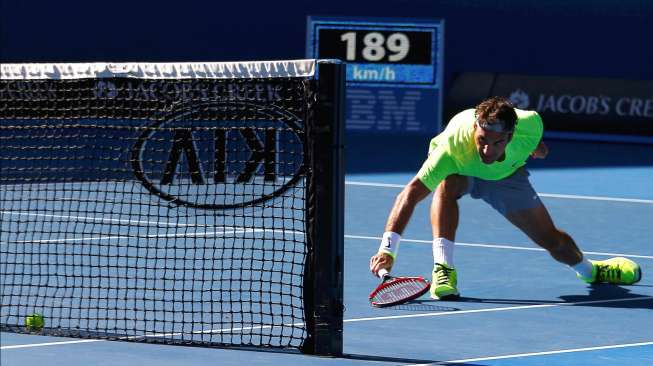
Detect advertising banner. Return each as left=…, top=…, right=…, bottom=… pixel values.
left=448, top=73, right=653, bottom=143
left=307, top=17, right=444, bottom=135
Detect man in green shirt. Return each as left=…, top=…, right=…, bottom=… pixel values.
left=369, top=96, right=642, bottom=300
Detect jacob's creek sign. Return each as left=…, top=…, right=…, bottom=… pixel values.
left=509, top=90, right=652, bottom=118
left=447, top=73, right=653, bottom=141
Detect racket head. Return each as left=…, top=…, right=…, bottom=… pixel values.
left=369, top=275, right=430, bottom=307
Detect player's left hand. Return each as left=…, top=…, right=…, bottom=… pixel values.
left=531, top=141, right=549, bottom=159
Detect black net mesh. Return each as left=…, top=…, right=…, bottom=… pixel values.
left=0, top=73, right=316, bottom=349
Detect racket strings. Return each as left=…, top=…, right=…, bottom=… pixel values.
left=374, top=278, right=428, bottom=304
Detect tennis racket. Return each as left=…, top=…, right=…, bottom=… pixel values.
left=369, top=269, right=430, bottom=307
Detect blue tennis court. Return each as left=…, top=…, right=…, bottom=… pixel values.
left=2, top=139, right=652, bottom=365
left=2, top=0, right=653, bottom=363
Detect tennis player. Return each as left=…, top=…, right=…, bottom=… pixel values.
left=369, top=96, right=642, bottom=300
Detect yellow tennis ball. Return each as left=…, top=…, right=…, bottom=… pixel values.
left=25, top=313, right=45, bottom=332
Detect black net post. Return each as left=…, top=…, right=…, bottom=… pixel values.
left=302, top=60, right=345, bottom=356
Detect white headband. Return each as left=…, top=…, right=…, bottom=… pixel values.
left=475, top=118, right=513, bottom=133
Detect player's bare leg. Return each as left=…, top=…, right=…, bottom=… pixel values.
left=430, top=174, right=468, bottom=241
left=505, top=204, right=582, bottom=265
left=506, top=204, right=642, bottom=285
left=430, top=175, right=468, bottom=299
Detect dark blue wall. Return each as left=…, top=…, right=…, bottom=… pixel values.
left=2, top=0, right=652, bottom=87
left=3, top=0, right=652, bottom=172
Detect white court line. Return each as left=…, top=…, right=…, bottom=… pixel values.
left=1, top=339, right=104, bottom=349
left=344, top=296, right=653, bottom=323
left=346, top=235, right=653, bottom=260
left=538, top=193, right=653, bottom=204
left=0, top=211, right=198, bottom=227
left=3, top=296, right=652, bottom=350
left=3, top=217, right=651, bottom=260
left=1, top=322, right=301, bottom=350
left=11, top=229, right=261, bottom=244
left=416, top=341, right=653, bottom=365
left=6, top=228, right=306, bottom=245
left=345, top=181, right=653, bottom=204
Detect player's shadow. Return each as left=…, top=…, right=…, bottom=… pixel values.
left=381, top=299, right=460, bottom=312
left=456, top=284, right=652, bottom=309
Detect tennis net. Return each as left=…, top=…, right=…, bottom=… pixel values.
left=0, top=60, right=344, bottom=355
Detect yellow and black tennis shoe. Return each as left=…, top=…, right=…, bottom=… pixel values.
left=579, top=257, right=642, bottom=285
left=430, top=263, right=460, bottom=300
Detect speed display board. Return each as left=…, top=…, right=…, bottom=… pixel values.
left=306, top=17, right=444, bottom=134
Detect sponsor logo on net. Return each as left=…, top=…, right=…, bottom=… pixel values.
left=509, top=89, right=653, bottom=118
left=131, top=101, right=305, bottom=210
left=93, top=80, right=285, bottom=102
left=0, top=80, right=286, bottom=103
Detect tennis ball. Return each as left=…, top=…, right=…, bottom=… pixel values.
left=25, top=313, right=45, bottom=332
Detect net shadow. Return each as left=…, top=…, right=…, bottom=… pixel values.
left=342, top=353, right=486, bottom=365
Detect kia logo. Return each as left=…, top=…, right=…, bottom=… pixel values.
left=131, top=101, right=306, bottom=210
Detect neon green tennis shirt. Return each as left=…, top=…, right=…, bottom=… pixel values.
left=417, top=108, right=543, bottom=191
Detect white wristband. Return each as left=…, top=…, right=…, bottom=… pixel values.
left=378, top=231, right=401, bottom=260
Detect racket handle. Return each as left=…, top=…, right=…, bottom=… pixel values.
left=377, top=268, right=390, bottom=278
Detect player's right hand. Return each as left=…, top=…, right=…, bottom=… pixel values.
left=530, top=141, right=549, bottom=159
left=369, top=253, right=394, bottom=277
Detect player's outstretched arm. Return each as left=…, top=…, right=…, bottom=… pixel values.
left=369, top=178, right=431, bottom=276
left=385, top=178, right=432, bottom=233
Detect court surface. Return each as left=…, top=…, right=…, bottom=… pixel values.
left=2, top=140, right=652, bottom=365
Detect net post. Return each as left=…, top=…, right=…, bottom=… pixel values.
left=302, top=60, right=345, bottom=356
